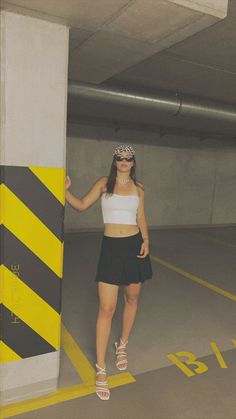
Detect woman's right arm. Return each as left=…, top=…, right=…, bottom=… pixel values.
left=65, top=175, right=107, bottom=211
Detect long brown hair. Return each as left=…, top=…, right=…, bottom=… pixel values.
left=105, top=155, right=144, bottom=196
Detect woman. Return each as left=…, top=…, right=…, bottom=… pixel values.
left=65, top=143, right=152, bottom=401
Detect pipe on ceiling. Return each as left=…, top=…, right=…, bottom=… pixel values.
left=68, top=80, right=236, bottom=126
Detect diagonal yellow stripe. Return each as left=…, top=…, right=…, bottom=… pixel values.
left=1, top=372, right=135, bottom=418
left=0, top=323, right=136, bottom=417
left=150, top=254, right=236, bottom=302
left=0, top=184, right=63, bottom=277
left=29, top=166, right=65, bottom=205
left=61, top=323, right=95, bottom=382
left=0, top=341, right=21, bottom=362
left=0, top=265, right=61, bottom=349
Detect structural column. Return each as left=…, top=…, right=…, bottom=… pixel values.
left=0, top=10, right=69, bottom=404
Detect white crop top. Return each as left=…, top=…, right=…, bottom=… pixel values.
left=101, top=192, right=139, bottom=225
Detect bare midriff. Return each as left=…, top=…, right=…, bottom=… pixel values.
left=104, top=223, right=140, bottom=237
left=102, top=177, right=140, bottom=238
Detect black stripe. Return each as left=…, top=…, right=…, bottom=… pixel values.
left=1, top=305, right=56, bottom=358
left=0, top=165, right=5, bottom=184
left=0, top=225, right=62, bottom=313
left=2, top=166, right=64, bottom=242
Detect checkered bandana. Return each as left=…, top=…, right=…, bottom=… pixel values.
left=113, top=144, right=136, bottom=157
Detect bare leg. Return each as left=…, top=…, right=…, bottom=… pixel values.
left=120, top=282, right=142, bottom=341
left=96, top=281, right=119, bottom=365
left=95, top=281, right=119, bottom=399
left=116, top=282, right=142, bottom=369
left=96, top=281, right=119, bottom=398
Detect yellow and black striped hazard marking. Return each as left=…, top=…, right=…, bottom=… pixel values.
left=0, top=165, right=65, bottom=360
left=0, top=324, right=136, bottom=418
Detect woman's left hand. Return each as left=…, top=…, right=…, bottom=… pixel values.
left=137, top=241, right=149, bottom=258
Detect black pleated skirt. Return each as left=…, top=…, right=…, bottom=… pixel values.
left=95, top=230, right=153, bottom=286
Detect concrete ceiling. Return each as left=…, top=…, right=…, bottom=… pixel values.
left=2, top=0, right=227, bottom=83
left=1, top=0, right=236, bottom=142
left=105, top=1, right=236, bottom=104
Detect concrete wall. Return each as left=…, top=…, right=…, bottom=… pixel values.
left=65, top=123, right=236, bottom=232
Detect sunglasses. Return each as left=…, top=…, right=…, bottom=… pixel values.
left=114, top=156, right=134, bottom=162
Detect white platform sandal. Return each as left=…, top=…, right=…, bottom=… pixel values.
left=114, top=338, right=128, bottom=370
left=95, top=363, right=110, bottom=401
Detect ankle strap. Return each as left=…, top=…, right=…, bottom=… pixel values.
left=120, top=338, right=128, bottom=346
left=96, top=363, right=106, bottom=374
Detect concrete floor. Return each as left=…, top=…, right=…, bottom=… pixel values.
left=11, top=226, right=236, bottom=419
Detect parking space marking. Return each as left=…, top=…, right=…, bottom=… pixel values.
left=150, top=254, right=236, bottom=302
left=0, top=324, right=135, bottom=418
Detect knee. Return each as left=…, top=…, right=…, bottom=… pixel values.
left=99, top=303, right=116, bottom=318
left=124, top=293, right=139, bottom=305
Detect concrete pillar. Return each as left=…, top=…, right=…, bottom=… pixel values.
left=0, top=10, right=69, bottom=404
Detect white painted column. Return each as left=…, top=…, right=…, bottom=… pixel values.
left=0, top=10, right=69, bottom=404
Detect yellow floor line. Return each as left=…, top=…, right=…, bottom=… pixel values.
left=0, top=325, right=135, bottom=418
left=61, top=323, right=95, bottom=382
left=1, top=372, right=135, bottom=418
left=150, top=254, right=236, bottom=302
left=61, top=322, right=135, bottom=385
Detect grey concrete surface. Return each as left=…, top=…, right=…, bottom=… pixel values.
left=11, top=226, right=236, bottom=419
